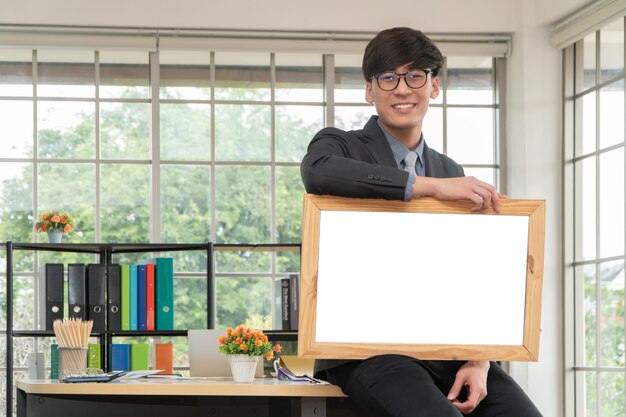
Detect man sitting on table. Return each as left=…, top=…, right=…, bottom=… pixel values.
left=300, top=27, right=543, bottom=417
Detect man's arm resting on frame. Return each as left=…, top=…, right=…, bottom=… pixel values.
left=413, top=176, right=504, bottom=212
left=301, top=140, right=408, bottom=201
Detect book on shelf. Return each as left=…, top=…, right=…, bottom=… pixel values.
left=120, top=264, right=130, bottom=331
left=50, top=344, right=59, bottom=379
left=27, top=352, right=45, bottom=379
left=137, top=265, right=147, bottom=331
left=281, top=278, right=290, bottom=330
left=280, top=274, right=300, bottom=331
left=87, top=343, right=101, bottom=369
left=107, top=264, right=121, bottom=331
left=289, top=273, right=299, bottom=331
left=87, top=263, right=106, bottom=333
left=145, top=263, right=155, bottom=331
left=155, top=343, right=174, bottom=374
left=148, top=257, right=174, bottom=331
left=68, top=263, right=87, bottom=320
left=129, top=265, right=138, bottom=331
left=130, top=343, right=150, bottom=371
left=44, top=263, right=64, bottom=330
left=110, top=344, right=130, bottom=372
left=114, top=258, right=176, bottom=332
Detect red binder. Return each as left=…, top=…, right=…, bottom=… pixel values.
left=146, top=263, right=155, bottom=331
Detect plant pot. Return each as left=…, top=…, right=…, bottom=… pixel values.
left=228, top=354, right=259, bottom=383
left=47, top=229, right=63, bottom=243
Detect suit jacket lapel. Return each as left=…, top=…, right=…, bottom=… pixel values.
left=362, top=116, right=398, bottom=168
left=424, top=142, right=443, bottom=177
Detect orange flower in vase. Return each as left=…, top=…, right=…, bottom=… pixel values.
left=35, top=210, right=74, bottom=243
left=218, top=326, right=282, bottom=383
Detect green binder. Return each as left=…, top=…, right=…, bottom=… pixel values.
left=87, top=344, right=101, bottom=369
left=155, top=258, right=174, bottom=330
left=130, top=343, right=150, bottom=371
left=121, top=264, right=130, bottom=330
left=50, top=344, right=59, bottom=380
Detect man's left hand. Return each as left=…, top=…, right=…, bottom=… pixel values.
left=447, top=360, right=490, bottom=414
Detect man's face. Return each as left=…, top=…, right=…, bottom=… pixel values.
left=365, top=63, right=440, bottom=139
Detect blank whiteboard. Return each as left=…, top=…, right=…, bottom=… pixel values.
left=298, top=194, right=546, bottom=362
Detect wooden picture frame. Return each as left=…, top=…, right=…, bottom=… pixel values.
left=298, top=194, right=546, bottom=362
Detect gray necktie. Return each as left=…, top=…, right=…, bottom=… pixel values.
left=403, top=151, right=418, bottom=177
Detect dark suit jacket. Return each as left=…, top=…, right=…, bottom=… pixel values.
left=300, top=115, right=465, bottom=376
left=301, top=115, right=464, bottom=201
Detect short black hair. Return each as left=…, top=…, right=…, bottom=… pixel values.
left=362, top=27, right=444, bottom=81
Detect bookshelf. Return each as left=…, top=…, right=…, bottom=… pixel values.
left=4, top=242, right=211, bottom=415
left=3, top=241, right=301, bottom=416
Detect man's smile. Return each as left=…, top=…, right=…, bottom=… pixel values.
left=391, top=103, right=417, bottom=109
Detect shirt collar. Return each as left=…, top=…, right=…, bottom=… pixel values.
left=376, top=118, right=425, bottom=168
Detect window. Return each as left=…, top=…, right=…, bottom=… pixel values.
left=0, top=31, right=506, bottom=416
left=564, top=16, right=626, bottom=417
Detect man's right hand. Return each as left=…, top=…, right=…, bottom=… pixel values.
left=413, top=176, right=505, bottom=212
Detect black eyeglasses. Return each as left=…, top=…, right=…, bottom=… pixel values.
left=371, top=69, right=434, bottom=91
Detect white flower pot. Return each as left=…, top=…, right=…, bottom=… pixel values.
left=47, top=229, right=63, bottom=243
left=228, top=354, right=259, bottom=383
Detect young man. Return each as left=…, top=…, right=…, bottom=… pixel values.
left=300, top=27, right=542, bottom=417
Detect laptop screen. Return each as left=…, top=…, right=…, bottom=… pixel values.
left=187, top=329, right=264, bottom=378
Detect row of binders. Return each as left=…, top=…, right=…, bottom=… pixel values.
left=47, top=342, right=174, bottom=379
left=44, top=258, right=175, bottom=333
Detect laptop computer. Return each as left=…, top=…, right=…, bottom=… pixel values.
left=187, top=329, right=264, bottom=378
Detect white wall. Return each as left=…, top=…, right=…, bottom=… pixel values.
left=507, top=2, right=564, bottom=417
left=1, top=1, right=595, bottom=416
left=0, top=0, right=521, bottom=32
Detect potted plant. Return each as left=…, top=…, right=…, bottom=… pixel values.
left=218, top=325, right=281, bottom=383
left=34, top=210, right=74, bottom=243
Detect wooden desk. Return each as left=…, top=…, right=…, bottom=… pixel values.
left=16, top=378, right=363, bottom=417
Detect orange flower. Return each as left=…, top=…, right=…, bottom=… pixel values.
left=41, top=225, right=47, bottom=232
left=41, top=213, right=49, bottom=220
left=51, top=215, right=61, bottom=223
left=218, top=325, right=279, bottom=358
left=273, top=344, right=282, bottom=353
left=63, top=224, right=72, bottom=233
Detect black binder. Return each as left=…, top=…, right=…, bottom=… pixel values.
left=107, top=264, right=121, bottom=331
left=45, top=263, right=64, bottom=330
left=68, top=263, right=87, bottom=320
left=87, top=264, right=106, bottom=332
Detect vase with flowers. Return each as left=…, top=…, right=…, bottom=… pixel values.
left=218, top=325, right=281, bottom=383
left=34, top=210, right=74, bottom=243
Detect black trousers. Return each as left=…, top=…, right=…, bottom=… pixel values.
left=322, top=355, right=543, bottom=417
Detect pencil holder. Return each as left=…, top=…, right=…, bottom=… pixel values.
left=58, top=347, right=88, bottom=378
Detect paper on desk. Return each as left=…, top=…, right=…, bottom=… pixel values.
left=121, top=370, right=165, bottom=379
left=276, top=356, right=329, bottom=384
left=279, top=356, right=314, bottom=377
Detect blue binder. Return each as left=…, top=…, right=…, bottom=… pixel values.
left=137, top=265, right=147, bottom=331
left=109, top=344, right=130, bottom=372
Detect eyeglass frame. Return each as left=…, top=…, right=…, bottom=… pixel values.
left=370, top=69, right=435, bottom=91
